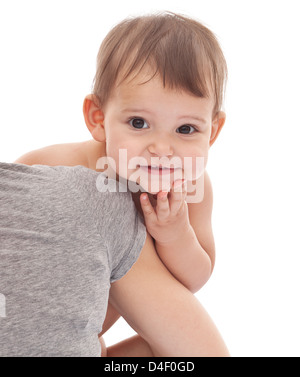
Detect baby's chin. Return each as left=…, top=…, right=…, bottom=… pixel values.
left=129, top=178, right=173, bottom=194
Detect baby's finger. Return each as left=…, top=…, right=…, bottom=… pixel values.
left=140, top=193, right=157, bottom=222
left=170, top=180, right=186, bottom=214
left=181, top=180, right=188, bottom=200
left=156, top=191, right=170, bottom=219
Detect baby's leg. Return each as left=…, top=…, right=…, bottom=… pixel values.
left=98, top=302, right=120, bottom=357
left=99, top=301, right=154, bottom=357
left=106, top=335, right=154, bottom=357
left=100, top=302, right=121, bottom=335
left=99, top=336, right=107, bottom=357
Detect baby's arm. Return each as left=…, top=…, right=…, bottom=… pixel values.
left=15, top=142, right=89, bottom=167
left=110, top=232, right=229, bottom=357
left=140, top=171, right=215, bottom=293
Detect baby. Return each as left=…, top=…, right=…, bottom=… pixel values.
left=16, top=12, right=227, bottom=356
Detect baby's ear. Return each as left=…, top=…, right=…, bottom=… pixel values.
left=83, top=94, right=106, bottom=142
left=209, top=111, right=226, bottom=146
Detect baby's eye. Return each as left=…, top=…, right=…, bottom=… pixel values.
left=176, top=125, right=198, bottom=134
left=129, top=118, right=149, bottom=129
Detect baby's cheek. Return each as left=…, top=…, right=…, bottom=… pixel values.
left=105, top=146, right=127, bottom=173
left=183, top=156, right=207, bottom=181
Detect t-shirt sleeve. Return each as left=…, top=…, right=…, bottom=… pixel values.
left=70, top=169, right=147, bottom=283
left=89, top=175, right=147, bottom=283
left=108, top=202, right=146, bottom=283
left=105, top=191, right=147, bottom=283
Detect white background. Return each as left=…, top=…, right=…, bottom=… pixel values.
left=1, top=0, right=300, bottom=357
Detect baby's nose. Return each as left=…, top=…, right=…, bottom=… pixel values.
left=147, top=136, right=173, bottom=157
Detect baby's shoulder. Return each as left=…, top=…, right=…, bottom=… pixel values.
left=15, top=141, right=90, bottom=167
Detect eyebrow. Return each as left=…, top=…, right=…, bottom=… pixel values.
left=122, top=109, right=207, bottom=124
left=122, top=108, right=153, bottom=115
left=178, top=115, right=207, bottom=124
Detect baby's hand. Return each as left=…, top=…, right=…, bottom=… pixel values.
left=140, top=180, right=191, bottom=245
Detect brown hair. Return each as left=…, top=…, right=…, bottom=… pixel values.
left=93, top=12, right=227, bottom=116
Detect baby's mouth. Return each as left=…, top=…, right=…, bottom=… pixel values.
left=139, top=165, right=177, bottom=175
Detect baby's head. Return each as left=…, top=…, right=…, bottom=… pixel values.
left=93, top=11, right=227, bottom=116
left=84, top=12, right=227, bottom=196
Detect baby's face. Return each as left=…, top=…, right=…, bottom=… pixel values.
left=102, top=73, right=216, bottom=194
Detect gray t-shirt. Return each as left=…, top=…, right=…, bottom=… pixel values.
left=0, top=162, right=146, bottom=357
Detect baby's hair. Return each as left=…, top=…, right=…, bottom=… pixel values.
left=93, top=11, right=227, bottom=116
